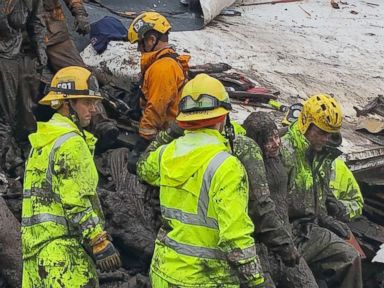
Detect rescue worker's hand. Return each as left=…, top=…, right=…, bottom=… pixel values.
left=166, top=121, right=184, bottom=139
left=233, top=259, right=265, bottom=288
left=74, top=14, right=90, bottom=35
left=91, top=232, right=122, bottom=272
left=278, top=244, right=301, bottom=267
left=326, top=197, right=348, bottom=222
left=36, top=43, right=48, bottom=67
left=319, top=215, right=351, bottom=239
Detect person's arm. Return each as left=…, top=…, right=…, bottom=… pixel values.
left=234, top=136, right=299, bottom=267
left=55, top=136, right=120, bottom=271
left=54, top=136, right=104, bottom=242
left=329, top=160, right=364, bottom=219
left=139, top=60, right=181, bottom=140
left=137, top=143, right=165, bottom=187
left=212, top=156, right=264, bottom=287
left=28, top=0, right=47, bottom=66
left=64, top=0, right=90, bottom=35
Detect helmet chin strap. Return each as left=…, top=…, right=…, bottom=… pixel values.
left=66, top=100, right=86, bottom=139
left=143, top=35, right=161, bottom=52
left=150, top=36, right=160, bottom=52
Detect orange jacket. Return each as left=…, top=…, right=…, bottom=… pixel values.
left=139, top=47, right=190, bottom=140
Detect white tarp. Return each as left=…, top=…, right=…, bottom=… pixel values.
left=372, top=243, right=384, bottom=263
left=200, top=0, right=236, bottom=24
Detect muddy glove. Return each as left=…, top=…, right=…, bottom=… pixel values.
left=166, top=121, right=184, bottom=139
left=91, top=232, right=121, bottom=272
left=228, top=249, right=265, bottom=288
left=319, top=215, right=351, bottom=239
left=36, top=43, right=48, bottom=68
left=74, top=14, right=90, bottom=35
left=326, top=197, right=348, bottom=222
left=237, top=261, right=265, bottom=288
left=278, top=244, right=301, bottom=267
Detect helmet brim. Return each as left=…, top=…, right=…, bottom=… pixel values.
left=39, top=91, right=103, bottom=106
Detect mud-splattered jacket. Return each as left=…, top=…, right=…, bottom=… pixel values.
left=280, top=122, right=341, bottom=221
left=22, top=113, right=104, bottom=259
left=0, top=0, right=46, bottom=58
left=233, top=135, right=295, bottom=254
left=137, top=128, right=263, bottom=286
left=330, top=158, right=363, bottom=219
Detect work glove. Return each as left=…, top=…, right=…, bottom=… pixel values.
left=91, top=232, right=121, bottom=272
left=326, top=197, right=349, bottom=222
left=240, top=277, right=265, bottom=288
left=74, top=14, right=90, bottom=35
left=278, top=244, right=301, bottom=267
left=319, top=215, right=351, bottom=240
left=228, top=252, right=265, bottom=288
left=238, top=261, right=265, bottom=288
left=237, top=261, right=265, bottom=288
left=36, top=43, right=48, bottom=68
left=166, top=121, right=184, bottom=139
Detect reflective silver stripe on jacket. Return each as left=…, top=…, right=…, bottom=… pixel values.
left=72, top=207, right=93, bottom=224
left=158, top=229, right=257, bottom=261
left=330, top=160, right=336, bottom=182
left=46, top=132, right=79, bottom=186
left=22, top=132, right=78, bottom=227
left=163, top=233, right=226, bottom=260
left=158, top=151, right=239, bottom=260
left=22, top=213, right=68, bottom=227
left=79, top=216, right=100, bottom=231
left=159, top=145, right=167, bottom=166
left=161, top=151, right=230, bottom=229
left=23, top=188, right=62, bottom=202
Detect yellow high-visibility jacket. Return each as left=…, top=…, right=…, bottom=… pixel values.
left=22, top=113, right=104, bottom=259
left=330, top=159, right=364, bottom=219
left=138, top=128, right=263, bottom=287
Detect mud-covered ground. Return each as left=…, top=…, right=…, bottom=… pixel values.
left=83, top=0, right=384, bottom=120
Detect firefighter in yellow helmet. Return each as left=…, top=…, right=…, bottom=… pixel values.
left=22, top=66, right=121, bottom=287
left=137, top=74, right=265, bottom=287
left=280, top=94, right=363, bottom=287
left=127, top=12, right=190, bottom=144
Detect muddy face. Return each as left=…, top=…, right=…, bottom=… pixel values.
left=264, top=132, right=281, bottom=158
left=305, top=124, right=331, bottom=152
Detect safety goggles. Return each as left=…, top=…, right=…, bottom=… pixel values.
left=179, top=94, right=232, bottom=113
